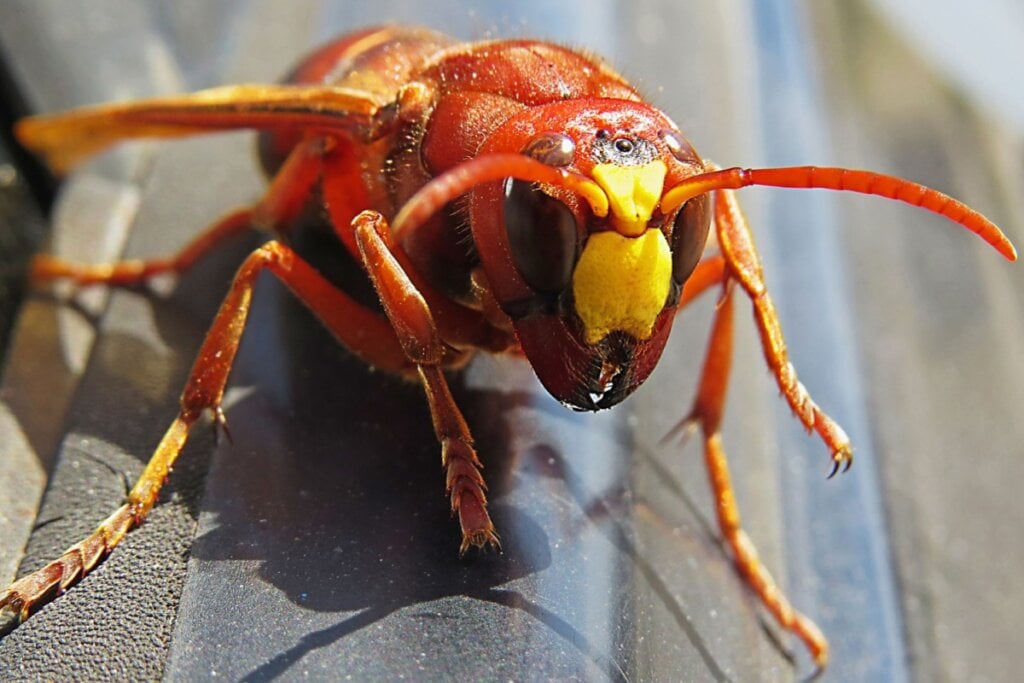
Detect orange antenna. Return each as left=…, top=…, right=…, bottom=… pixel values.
left=393, top=154, right=608, bottom=241
left=662, top=166, right=1017, bottom=261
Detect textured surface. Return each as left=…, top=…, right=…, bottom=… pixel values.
left=0, top=1, right=1021, bottom=682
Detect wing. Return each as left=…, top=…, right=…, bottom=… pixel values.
left=15, top=84, right=392, bottom=174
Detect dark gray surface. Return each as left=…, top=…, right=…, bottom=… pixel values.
left=0, top=144, right=43, bottom=360
left=0, top=126, right=264, bottom=679
left=0, top=136, right=45, bottom=588
left=1, top=1, right=1020, bottom=682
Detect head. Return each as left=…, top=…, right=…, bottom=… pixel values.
left=465, top=99, right=712, bottom=410
left=393, top=98, right=1014, bottom=412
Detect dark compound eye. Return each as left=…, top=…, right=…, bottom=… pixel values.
left=503, top=178, right=579, bottom=293
left=671, top=194, right=711, bottom=285
left=522, top=132, right=576, bottom=167
left=659, top=129, right=700, bottom=164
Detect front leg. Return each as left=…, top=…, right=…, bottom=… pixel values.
left=715, top=187, right=853, bottom=476
left=352, top=211, right=497, bottom=553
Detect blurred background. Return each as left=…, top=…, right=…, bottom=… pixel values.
left=0, top=1, right=1020, bottom=681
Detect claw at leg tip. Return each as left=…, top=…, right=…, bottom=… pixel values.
left=826, top=462, right=839, bottom=480
left=826, top=448, right=853, bottom=479
left=212, top=407, right=233, bottom=445
left=660, top=413, right=698, bottom=447
left=459, top=528, right=501, bottom=557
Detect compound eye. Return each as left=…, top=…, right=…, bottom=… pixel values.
left=671, top=194, right=711, bottom=285
left=522, top=132, right=576, bottom=167
left=659, top=129, right=700, bottom=165
left=504, top=179, right=579, bottom=293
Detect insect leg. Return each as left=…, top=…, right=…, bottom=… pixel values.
left=0, top=240, right=409, bottom=633
left=31, top=137, right=327, bottom=288
left=714, top=188, right=853, bottom=476
left=31, top=208, right=253, bottom=287
left=351, top=211, right=497, bottom=554
left=682, top=283, right=828, bottom=667
left=677, top=254, right=727, bottom=308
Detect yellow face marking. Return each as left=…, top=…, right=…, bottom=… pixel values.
left=592, top=161, right=667, bottom=237
left=572, top=229, right=673, bottom=345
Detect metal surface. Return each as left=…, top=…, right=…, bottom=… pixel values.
left=0, top=1, right=1020, bottom=681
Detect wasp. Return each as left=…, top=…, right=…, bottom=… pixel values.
left=0, top=26, right=1015, bottom=670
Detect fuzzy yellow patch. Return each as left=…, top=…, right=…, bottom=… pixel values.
left=572, top=229, right=672, bottom=344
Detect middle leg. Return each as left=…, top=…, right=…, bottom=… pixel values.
left=0, top=240, right=409, bottom=632
left=680, top=281, right=828, bottom=667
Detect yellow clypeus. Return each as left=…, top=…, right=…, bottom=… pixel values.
left=572, top=228, right=672, bottom=345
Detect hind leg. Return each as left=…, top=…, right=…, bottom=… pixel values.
left=31, top=137, right=329, bottom=288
